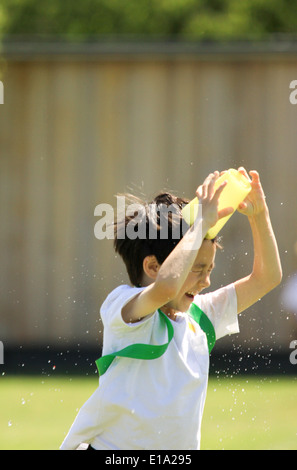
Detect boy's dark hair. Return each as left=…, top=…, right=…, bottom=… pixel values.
left=114, top=192, right=218, bottom=287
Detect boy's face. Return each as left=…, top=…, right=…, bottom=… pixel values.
left=163, top=239, right=217, bottom=314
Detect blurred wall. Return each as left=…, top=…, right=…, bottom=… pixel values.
left=1, top=42, right=297, bottom=353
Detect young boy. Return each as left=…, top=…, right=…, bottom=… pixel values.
left=60, top=168, right=282, bottom=450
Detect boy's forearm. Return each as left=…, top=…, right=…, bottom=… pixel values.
left=156, top=217, right=208, bottom=294
left=235, top=206, right=282, bottom=314
left=248, top=206, right=282, bottom=287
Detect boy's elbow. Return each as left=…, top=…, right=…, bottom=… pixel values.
left=265, top=268, right=283, bottom=292
left=251, top=267, right=282, bottom=299
left=273, top=269, right=283, bottom=288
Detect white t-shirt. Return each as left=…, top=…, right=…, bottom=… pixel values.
left=60, top=283, right=239, bottom=450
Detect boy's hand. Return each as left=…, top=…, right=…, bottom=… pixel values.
left=237, top=167, right=267, bottom=217
left=196, top=171, right=234, bottom=230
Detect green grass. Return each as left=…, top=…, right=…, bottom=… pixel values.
left=0, top=374, right=98, bottom=450
left=0, top=374, right=296, bottom=450
left=202, top=376, right=297, bottom=450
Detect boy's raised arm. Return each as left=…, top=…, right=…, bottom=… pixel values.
left=234, top=169, right=282, bottom=314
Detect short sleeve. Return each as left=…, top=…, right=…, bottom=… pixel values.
left=100, top=284, right=154, bottom=334
left=195, top=283, right=239, bottom=340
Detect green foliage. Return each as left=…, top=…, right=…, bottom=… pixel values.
left=0, top=0, right=297, bottom=41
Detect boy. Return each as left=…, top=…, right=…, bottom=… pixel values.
left=60, top=168, right=282, bottom=450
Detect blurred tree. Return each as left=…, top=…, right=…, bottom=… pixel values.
left=0, top=0, right=296, bottom=41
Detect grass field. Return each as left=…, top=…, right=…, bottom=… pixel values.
left=0, top=374, right=296, bottom=450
